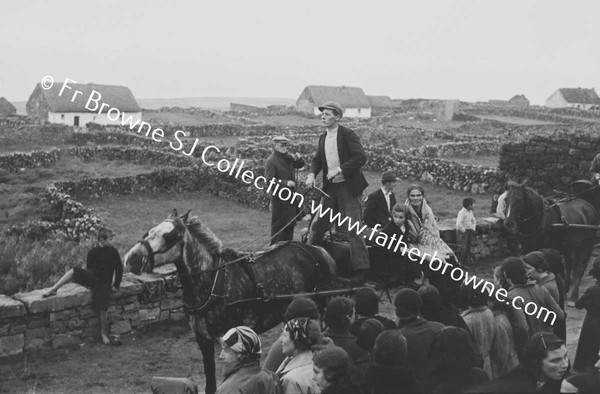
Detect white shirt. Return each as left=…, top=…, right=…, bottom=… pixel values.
left=324, top=127, right=345, bottom=183
left=381, top=186, right=392, bottom=212
left=457, top=207, right=476, bottom=232
left=496, top=191, right=508, bottom=219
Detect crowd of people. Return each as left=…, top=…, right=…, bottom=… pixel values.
left=212, top=283, right=600, bottom=393
left=254, top=101, right=600, bottom=393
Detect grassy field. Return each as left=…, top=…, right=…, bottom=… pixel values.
left=0, top=157, right=170, bottom=228
left=81, top=168, right=493, bottom=258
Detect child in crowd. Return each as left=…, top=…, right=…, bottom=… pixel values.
left=456, top=197, right=476, bottom=265
left=381, top=203, right=422, bottom=287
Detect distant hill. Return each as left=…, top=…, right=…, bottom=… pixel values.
left=12, top=97, right=297, bottom=114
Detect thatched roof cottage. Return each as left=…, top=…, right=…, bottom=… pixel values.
left=546, top=87, right=600, bottom=110
left=26, top=82, right=141, bottom=126
left=296, top=85, right=371, bottom=118
left=0, top=97, right=17, bottom=116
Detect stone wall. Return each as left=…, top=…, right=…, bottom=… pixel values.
left=0, top=268, right=183, bottom=358
left=499, top=130, right=600, bottom=192
left=438, top=216, right=509, bottom=262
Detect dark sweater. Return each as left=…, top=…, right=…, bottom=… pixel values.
left=87, top=245, right=123, bottom=288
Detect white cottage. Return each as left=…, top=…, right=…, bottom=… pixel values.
left=546, top=88, right=600, bottom=110
left=296, top=85, right=371, bottom=118
left=26, top=82, right=142, bottom=126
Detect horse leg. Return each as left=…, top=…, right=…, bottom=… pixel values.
left=570, top=245, right=592, bottom=304
left=197, top=337, right=216, bottom=394
left=563, top=250, right=573, bottom=295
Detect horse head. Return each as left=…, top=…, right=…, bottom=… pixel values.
left=124, top=209, right=192, bottom=274
left=503, top=179, right=544, bottom=236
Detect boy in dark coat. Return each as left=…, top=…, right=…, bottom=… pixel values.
left=43, top=227, right=123, bottom=345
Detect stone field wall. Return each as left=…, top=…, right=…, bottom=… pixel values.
left=499, top=130, right=600, bottom=193
left=0, top=269, right=183, bottom=358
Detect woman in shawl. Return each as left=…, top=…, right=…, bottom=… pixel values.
left=405, top=184, right=461, bottom=307
left=404, top=184, right=456, bottom=263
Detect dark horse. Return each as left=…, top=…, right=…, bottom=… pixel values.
left=504, top=180, right=599, bottom=303
left=123, top=210, right=338, bottom=394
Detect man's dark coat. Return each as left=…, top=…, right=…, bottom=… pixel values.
left=309, top=125, right=368, bottom=196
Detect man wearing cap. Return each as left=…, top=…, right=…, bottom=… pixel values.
left=264, top=135, right=305, bottom=245
left=216, top=326, right=280, bottom=394
left=305, top=101, right=370, bottom=284
left=363, top=171, right=398, bottom=228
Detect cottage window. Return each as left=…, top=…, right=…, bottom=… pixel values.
left=61, top=114, right=64, bottom=120
left=358, top=108, right=361, bottom=114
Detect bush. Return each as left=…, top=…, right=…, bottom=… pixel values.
left=0, top=235, right=95, bottom=295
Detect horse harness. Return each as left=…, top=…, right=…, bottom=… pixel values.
left=517, top=196, right=594, bottom=238
left=136, top=227, right=325, bottom=315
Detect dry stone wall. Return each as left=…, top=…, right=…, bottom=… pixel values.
left=0, top=269, right=183, bottom=358
left=499, top=130, right=600, bottom=192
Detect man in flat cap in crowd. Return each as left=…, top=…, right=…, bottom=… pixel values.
left=264, top=135, right=305, bottom=245
left=305, top=101, right=371, bottom=284
left=364, top=171, right=398, bottom=229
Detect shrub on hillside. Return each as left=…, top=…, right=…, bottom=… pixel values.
left=0, top=235, right=95, bottom=295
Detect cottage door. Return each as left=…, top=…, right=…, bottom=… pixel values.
left=74, top=116, right=79, bottom=126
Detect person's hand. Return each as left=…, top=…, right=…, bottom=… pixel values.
left=326, top=167, right=342, bottom=180
left=305, top=173, right=315, bottom=188
left=287, top=180, right=296, bottom=188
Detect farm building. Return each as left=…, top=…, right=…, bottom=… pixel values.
left=0, top=97, right=17, bottom=116
left=508, top=94, right=529, bottom=108
left=546, top=87, right=600, bottom=110
left=296, top=85, right=371, bottom=118
left=26, top=82, right=142, bottom=126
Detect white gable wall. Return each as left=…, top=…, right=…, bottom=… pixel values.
left=47, top=111, right=142, bottom=126
left=545, top=91, right=567, bottom=108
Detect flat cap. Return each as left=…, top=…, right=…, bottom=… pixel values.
left=272, top=135, right=291, bottom=143
left=318, top=101, right=344, bottom=118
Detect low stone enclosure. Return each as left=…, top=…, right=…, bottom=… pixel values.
left=0, top=266, right=183, bottom=358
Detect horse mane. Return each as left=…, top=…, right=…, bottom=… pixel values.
left=184, top=216, right=224, bottom=255
left=524, top=186, right=546, bottom=214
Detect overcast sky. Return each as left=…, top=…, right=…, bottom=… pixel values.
left=1, top=0, right=598, bottom=105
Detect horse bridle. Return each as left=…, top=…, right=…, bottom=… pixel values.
left=136, top=219, right=184, bottom=273
left=136, top=219, right=230, bottom=315
left=509, top=200, right=548, bottom=238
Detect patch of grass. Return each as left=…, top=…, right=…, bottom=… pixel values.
left=0, top=235, right=94, bottom=296
left=81, top=190, right=273, bottom=254
left=0, top=156, right=170, bottom=229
